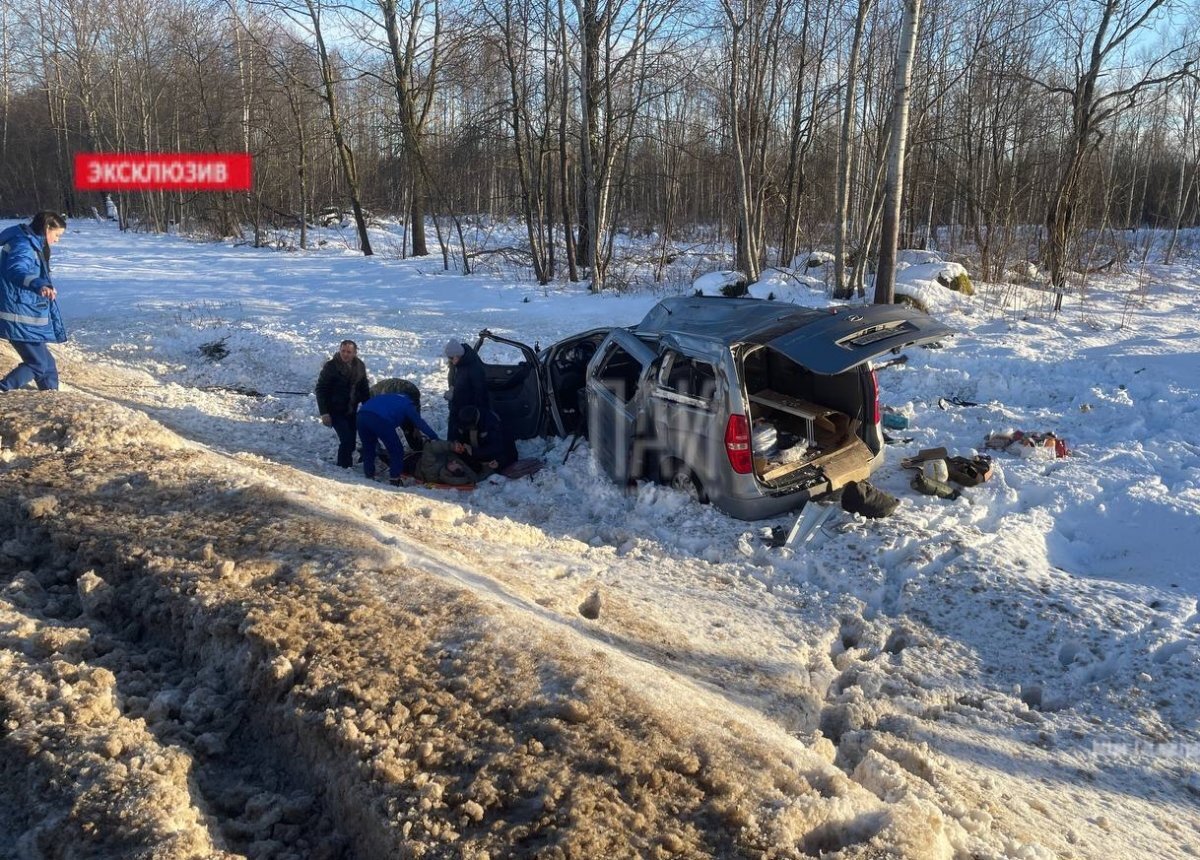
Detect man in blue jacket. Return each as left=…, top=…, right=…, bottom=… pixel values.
left=1, top=212, right=68, bottom=391
left=357, top=393, right=439, bottom=484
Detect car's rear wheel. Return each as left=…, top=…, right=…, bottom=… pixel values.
left=662, top=458, right=707, bottom=503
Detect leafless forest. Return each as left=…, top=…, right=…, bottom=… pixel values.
left=1, top=0, right=1197, bottom=295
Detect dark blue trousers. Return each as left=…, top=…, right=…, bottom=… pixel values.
left=1, top=341, right=59, bottom=390
left=357, top=410, right=407, bottom=480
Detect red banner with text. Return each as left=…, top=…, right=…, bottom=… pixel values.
left=74, top=153, right=253, bottom=191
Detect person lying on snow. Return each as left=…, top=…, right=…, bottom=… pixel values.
left=410, top=440, right=478, bottom=486
left=451, top=405, right=517, bottom=477
left=357, top=393, right=438, bottom=484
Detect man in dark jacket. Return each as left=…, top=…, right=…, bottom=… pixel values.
left=444, top=339, right=491, bottom=439
left=315, top=339, right=371, bottom=468
left=358, top=393, right=438, bottom=484
left=451, top=405, right=517, bottom=476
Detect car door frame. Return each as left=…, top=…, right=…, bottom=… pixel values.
left=641, top=344, right=723, bottom=488
left=470, top=329, right=547, bottom=440
left=540, top=327, right=613, bottom=437
left=584, top=329, right=659, bottom=483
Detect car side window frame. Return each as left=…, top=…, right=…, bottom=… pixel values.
left=654, top=351, right=716, bottom=409
left=594, top=342, right=643, bottom=405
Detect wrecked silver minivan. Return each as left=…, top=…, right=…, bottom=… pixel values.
left=473, top=297, right=953, bottom=520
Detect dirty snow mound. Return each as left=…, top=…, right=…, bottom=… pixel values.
left=1, top=392, right=968, bottom=858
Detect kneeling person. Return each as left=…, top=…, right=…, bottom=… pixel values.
left=452, top=406, right=517, bottom=477
left=358, top=393, right=438, bottom=484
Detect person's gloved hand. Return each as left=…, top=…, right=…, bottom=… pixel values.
left=320, top=414, right=332, bottom=426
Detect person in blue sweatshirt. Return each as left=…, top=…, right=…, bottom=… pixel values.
left=357, top=393, right=438, bottom=484
left=1, top=212, right=68, bottom=391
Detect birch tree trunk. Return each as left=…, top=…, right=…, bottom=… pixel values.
left=0, top=4, right=9, bottom=154
left=575, top=0, right=601, bottom=285
left=557, top=0, right=579, bottom=282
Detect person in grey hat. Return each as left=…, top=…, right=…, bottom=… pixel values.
left=444, top=337, right=490, bottom=439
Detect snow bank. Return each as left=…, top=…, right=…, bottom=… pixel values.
left=1, top=391, right=971, bottom=859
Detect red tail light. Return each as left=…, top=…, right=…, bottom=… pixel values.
left=867, top=369, right=881, bottom=425
left=725, top=414, right=753, bottom=474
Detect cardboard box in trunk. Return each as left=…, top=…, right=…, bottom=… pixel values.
left=757, top=418, right=872, bottom=494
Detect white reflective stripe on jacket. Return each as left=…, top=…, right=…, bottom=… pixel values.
left=0, top=309, right=51, bottom=326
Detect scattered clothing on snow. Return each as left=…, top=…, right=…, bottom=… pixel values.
left=985, top=430, right=1069, bottom=458
left=945, top=454, right=993, bottom=486
left=938, top=395, right=980, bottom=409
left=902, top=447, right=993, bottom=495
left=841, top=480, right=899, bottom=518
left=911, top=472, right=961, bottom=500
left=921, top=458, right=950, bottom=483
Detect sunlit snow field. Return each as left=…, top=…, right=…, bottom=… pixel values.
left=5, top=216, right=1198, bottom=858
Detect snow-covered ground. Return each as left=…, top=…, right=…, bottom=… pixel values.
left=1, top=218, right=1197, bottom=858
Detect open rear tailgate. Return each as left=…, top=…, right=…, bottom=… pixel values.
left=755, top=305, right=954, bottom=374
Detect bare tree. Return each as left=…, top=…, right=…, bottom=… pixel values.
left=833, top=0, right=874, bottom=299
left=258, top=0, right=375, bottom=254
left=874, top=0, right=923, bottom=304
left=777, top=0, right=837, bottom=268
left=1036, top=0, right=1191, bottom=310
left=718, top=0, right=794, bottom=284
left=1, top=0, right=1198, bottom=289
left=572, top=0, right=680, bottom=291
left=375, top=0, right=441, bottom=257
left=1164, top=75, right=1200, bottom=262
left=484, top=0, right=555, bottom=283
left=1, top=3, right=11, bottom=154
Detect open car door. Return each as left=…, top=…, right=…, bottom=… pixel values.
left=471, top=329, right=546, bottom=440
